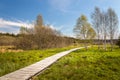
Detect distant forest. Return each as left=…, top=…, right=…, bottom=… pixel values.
left=0, top=7, right=120, bottom=50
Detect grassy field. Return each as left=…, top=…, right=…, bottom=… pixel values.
left=0, top=45, right=80, bottom=77
left=34, top=47, right=120, bottom=80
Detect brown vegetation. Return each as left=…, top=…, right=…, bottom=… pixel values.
left=0, top=46, right=23, bottom=53
left=0, top=15, right=76, bottom=50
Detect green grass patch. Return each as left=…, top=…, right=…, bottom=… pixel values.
left=0, top=45, right=79, bottom=77
left=34, top=47, right=120, bottom=80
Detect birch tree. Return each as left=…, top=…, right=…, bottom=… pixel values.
left=74, top=15, right=96, bottom=50
left=101, top=11, right=108, bottom=51
left=107, top=8, right=119, bottom=51
left=91, top=7, right=102, bottom=49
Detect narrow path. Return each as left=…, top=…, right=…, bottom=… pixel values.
left=0, top=47, right=84, bottom=80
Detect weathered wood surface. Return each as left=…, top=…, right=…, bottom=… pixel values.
left=0, top=47, right=84, bottom=80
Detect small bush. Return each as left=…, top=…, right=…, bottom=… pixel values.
left=116, top=37, right=120, bottom=48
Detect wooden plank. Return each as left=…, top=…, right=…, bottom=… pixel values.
left=0, top=47, right=84, bottom=80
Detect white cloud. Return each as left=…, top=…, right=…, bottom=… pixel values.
left=49, top=24, right=64, bottom=31
left=45, top=23, right=74, bottom=37
left=0, top=18, right=34, bottom=33
left=49, top=25, right=56, bottom=30
left=49, top=0, right=75, bottom=12
left=45, top=21, right=65, bottom=30
left=0, top=18, right=34, bottom=28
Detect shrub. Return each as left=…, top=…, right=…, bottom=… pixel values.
left=116, top=36, right=120, bottom=48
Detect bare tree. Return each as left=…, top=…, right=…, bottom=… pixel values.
left=36, top=14, right=43, bottom=27
left=107, top=8, right=119, bottom=51
left=101, top=11, right=109, bottom=51
left=15, top=14, right=75, bottom=50
left=19, top=26, right=28, bottom=34
left=91, top=7, right=102, bottom=49
left=91, top=7, right=119, bottom=51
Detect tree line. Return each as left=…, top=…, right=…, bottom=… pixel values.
left=16, top=15, right=79, bottom=49
left=74, top=7, right=119, bottom=51
left=0, top=15, right=77, bottom=50
left=0, top=7, right=119, bottom=50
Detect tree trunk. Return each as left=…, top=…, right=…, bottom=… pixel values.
left=110, top=38, right=113, bottom=51
left=104, top=35, right=107, bottom=51
left=98, top=35, right=100, bottom=50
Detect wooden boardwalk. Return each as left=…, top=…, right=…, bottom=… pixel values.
left=0, top=47, right=84, bottom=80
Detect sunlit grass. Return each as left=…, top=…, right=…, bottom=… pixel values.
left=0, top=45, right=80, bottom=76
left=34, top=47, right=120, bottom=80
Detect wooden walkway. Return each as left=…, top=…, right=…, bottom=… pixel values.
left=0, top=47, right=84, bottom=80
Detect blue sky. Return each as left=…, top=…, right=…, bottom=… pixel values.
left=0, top=0, right=120, bottom=36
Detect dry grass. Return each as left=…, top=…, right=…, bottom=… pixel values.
left=0, top=46, right=23, bottom=53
